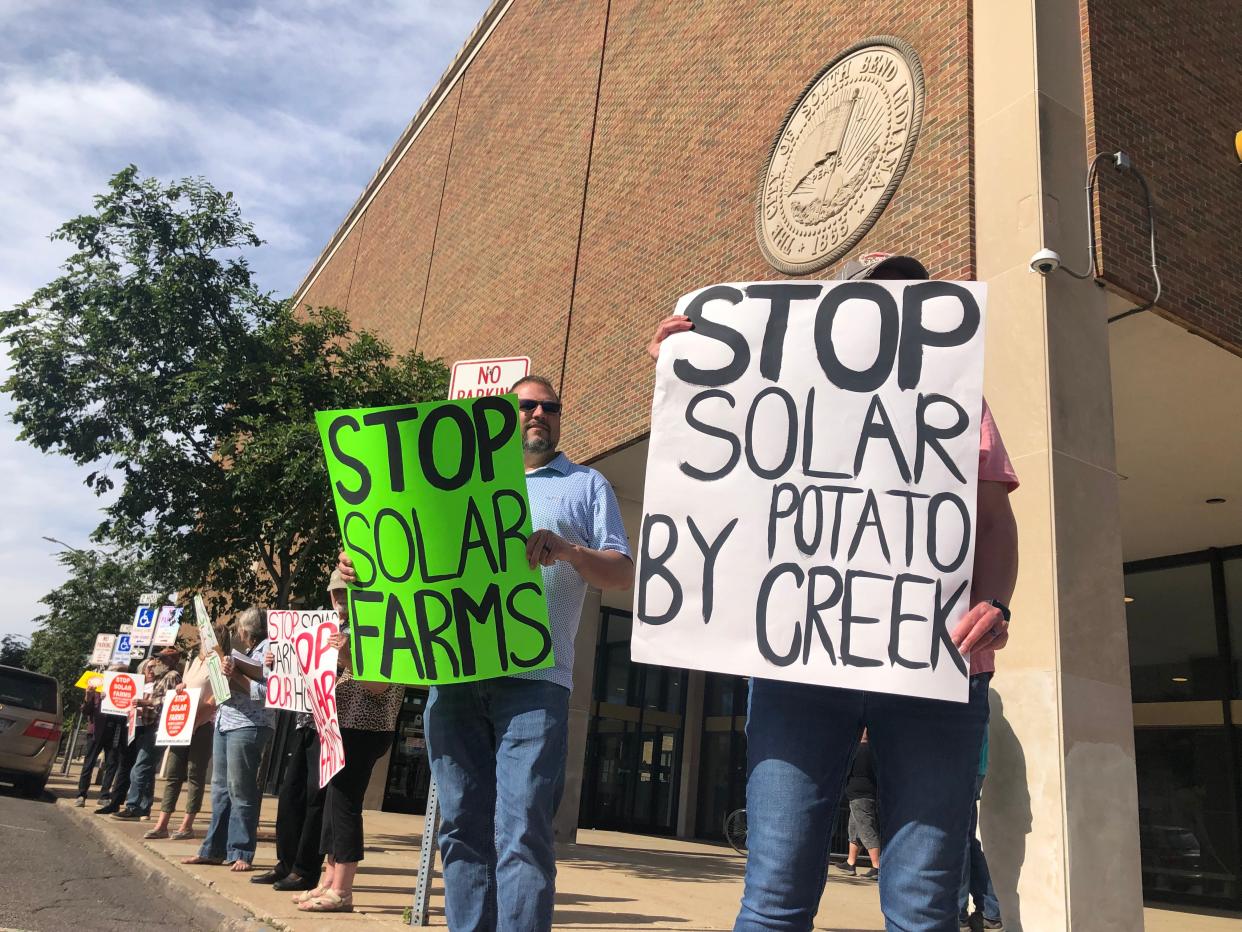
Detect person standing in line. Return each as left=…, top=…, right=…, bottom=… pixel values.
left=253, top=570, right=350, bottom=893
left=837, top=730, right=880, bottom=880
left=96, top=657, right=155, bottom=816
left=74, top=665, right=124, bottom=807
left=113, top=648, right=183, bottom=821
left=646, top=253, right=1020, bottom=931
left=295, top=620, right=404, bottom=913
left=183, top=607, right=273, bottom=871
left=959, top=728, right=1004, bottom=930
left=145, top=642, right=218, bottom=840
left=336, top=374, right=634, bottom=930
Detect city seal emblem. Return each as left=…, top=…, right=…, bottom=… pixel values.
left=756, top=37, right=925, bottom=274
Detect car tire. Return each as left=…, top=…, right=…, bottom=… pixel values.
left=20, top=775, right=47, bottom=799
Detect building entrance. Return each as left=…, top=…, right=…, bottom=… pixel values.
left=382, top=688, right=432, bottom=814
left=580, top=609, right=687, bottom=834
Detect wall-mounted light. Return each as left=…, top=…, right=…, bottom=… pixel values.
left=1172, top=676, right=1189, bottom=683
left=1123, top=596, right=1135, bottom=604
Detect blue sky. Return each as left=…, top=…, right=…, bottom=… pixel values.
left=0, top=0, right=491, bottom=640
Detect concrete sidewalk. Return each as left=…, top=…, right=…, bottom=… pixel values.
left=52, top=771, right=1239, bottom=931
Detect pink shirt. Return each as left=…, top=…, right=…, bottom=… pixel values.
left=970, top=399, right=1018, bottom=675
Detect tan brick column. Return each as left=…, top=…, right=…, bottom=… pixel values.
left=973, top=1, right=1145, bottom=929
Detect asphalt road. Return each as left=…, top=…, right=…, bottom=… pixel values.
left=0, top=786, right=212, bottom=931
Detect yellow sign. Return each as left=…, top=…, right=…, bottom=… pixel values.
left=74, top=670, right=105, bottom=692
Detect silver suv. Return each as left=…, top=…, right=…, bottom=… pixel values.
left=0, top=665, right=62, bottom=797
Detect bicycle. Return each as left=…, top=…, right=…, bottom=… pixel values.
left=724, top=807, right=748, bottom=854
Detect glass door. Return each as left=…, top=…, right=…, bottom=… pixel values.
left=581, top=609, right=687, bottom=834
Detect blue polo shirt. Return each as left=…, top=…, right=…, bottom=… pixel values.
left=513, top=453, right=631, bottom=691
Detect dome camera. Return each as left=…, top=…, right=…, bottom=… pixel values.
left=1029, top=248, right=1062, bottom=274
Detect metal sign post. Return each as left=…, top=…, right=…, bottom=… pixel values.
left=59, top=712, right=85, bottom=775
left=410, top=779, right=441, bottom=926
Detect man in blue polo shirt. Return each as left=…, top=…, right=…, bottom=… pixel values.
left=338, top=374, right=633, bottom=931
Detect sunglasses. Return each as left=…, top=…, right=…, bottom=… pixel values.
left=518, top=399, right=562, bottom=415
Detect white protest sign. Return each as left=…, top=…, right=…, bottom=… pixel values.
left=193, top=595, right=219, bottom=653
left=156, top=687, right=201, bottom=746
left=632, top=280, right=987, bottom=703
left=265, top=609, right=340, bottom=714
left=306, top=618, right=345, bottom=786
left=152, top=606, right=183, bottom=647
left=448, top=356, right=530, bottom=399
left=91, top=634, right=116, bottom=666
left=131, top=605, right=157, bottom=646
left=205, top=652, right=231, bottom=704
left=102, top=671, right=141, bottom=716
left=109, top=632, right=133, bottom=665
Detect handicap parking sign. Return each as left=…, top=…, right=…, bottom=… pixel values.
left=110, top=633, right=133, bottom=664
left=131, top=605, right=157, bottom=646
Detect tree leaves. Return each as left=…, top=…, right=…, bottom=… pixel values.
left=4, top=167, right=448, bottom=615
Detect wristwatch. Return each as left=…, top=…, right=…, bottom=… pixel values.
left=985, top=598, right=1011, bottom=622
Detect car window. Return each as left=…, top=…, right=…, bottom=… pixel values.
left=0, top=669, right=58, bottom=714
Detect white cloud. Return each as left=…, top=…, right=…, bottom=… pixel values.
left=0, top=0, right=490, bottom=640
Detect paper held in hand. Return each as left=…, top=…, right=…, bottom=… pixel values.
left=101, top=671, right=141, bottom=716
left=156, top=687, right=201, bottom=746
left=193, top=594, right=219, bottom=653
left=632, top=280, right=987, bottom=704
left=316, top=395, right=552, bottom=687
left=205, top=653, right=231, bottom=704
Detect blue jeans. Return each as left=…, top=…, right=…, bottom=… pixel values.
left=958, top=773, right=1002, bottom=922
left=124, top=725, right=158, bottom=814
left=199, top=724, right=271, bottom=864
left=425, top=678, right=570, bottom=932
left=736, top=673, right=991, bottom=932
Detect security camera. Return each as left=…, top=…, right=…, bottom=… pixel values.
left=1029, top=248, right=1062, bottom=274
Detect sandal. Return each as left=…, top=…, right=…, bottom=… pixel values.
left=181, top=855, right=224, bottom=865
left=297, top=889, right=352, bottom=913
left=293, top=884, right=331, bottom=904
left=143, top=827, right=169, bottom=840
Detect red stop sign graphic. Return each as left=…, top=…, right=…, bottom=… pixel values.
left=109, top=675, right=136, bottom=709
left=164, top=691, right=191, bottom=738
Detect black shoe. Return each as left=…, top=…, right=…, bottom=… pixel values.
left=860, top=867, right=878, bottom=880
left=95, top=803, right=121, bottom=815
left=981, top=919, right=1004, bottom=931
left=250, top=869, right=287, bottom=885
left=111, top=808, right=143, bottom=821
left=272, top=874, right=318, bottom=892
left=836, top=861, right=857, bottom=875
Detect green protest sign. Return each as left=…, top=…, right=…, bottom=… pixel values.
left=316, top=395, right=552, bottom=685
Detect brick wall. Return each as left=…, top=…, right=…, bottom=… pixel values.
left=1082, top=0, right=1242, bottom=350
left=298, top=0, right=975, bottom=463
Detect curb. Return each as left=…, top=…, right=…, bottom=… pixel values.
left=54, top=795, right=284, bottom=931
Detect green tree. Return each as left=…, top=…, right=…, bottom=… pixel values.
left=3, top=167, right=447, bottom=612
left=25, top=547, right=161, bottom=714
left=0, top=635, right=30, bottom=668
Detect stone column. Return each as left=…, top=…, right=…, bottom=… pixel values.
left=676, top=670, right=706, bottom=838
left=973, top=1, right=1144, bottom=929
left=554, top=587, right=603, bottom=842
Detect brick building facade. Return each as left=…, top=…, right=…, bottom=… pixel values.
left=294, top=2, right=1242, bottom=927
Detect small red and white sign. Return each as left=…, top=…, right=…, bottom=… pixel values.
left=156, top=687, right=201, bottom=747
left=448, top=356, right=529, bottom=400
left=102, top=671, right=140, bottom=716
